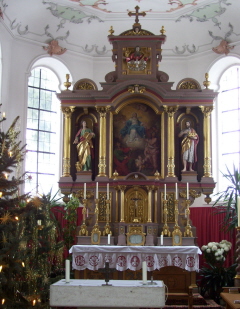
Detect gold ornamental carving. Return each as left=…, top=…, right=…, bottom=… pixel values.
left=177, top=78, right=201, bottom=90
left=203, top=73, right=211, bottom=89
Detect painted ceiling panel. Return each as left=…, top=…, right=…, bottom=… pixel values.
left=0, top=0, right=238, bottom=57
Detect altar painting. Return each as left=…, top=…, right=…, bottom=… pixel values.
left=113, top=103, right=160, bottom=176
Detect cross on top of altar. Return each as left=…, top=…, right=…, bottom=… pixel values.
left=128, top=6, right=146, bottom=25
left=98, top=262, right=116, bottom=286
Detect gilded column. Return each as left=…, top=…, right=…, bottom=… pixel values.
left=146, top=185, right=154, bottom=223
left=163, top=105, right=178, bottom=177
left=199, top=106, right=213, bottom=177
left=119, top=185, right=126, bottom=222
left=61, top=106, right=75, bottom=177
left=96, top=106, right=111, bottom=177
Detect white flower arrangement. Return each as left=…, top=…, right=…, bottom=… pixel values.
left=201, top=240, right=232, bottom=265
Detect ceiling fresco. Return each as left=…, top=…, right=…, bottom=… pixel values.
left=0, top=0, right=239, bottom=57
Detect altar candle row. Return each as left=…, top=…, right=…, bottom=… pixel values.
left=164, top=183, right=190, bottom=200
left=83, top=182, right=110, bottom=199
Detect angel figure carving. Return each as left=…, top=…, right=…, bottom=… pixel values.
left=43, top=40, right=67, bottom=56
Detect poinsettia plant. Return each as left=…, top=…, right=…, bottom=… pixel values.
left=198, top=240, right=236, bottom=304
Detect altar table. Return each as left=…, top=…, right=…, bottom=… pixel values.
left=50, top=279, right=165, bottom=308
left=69, top=245, right=201, bottom=272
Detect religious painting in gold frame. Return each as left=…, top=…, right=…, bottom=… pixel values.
left=113, top=102, right=160, bottom=176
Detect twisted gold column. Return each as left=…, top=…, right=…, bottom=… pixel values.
left=96, top=106, right=111, bottom=177
left=199, top=106, right=213, bottom=177
left=163, top=105, right=178, bottom=177
left=61, top=106, right=75, bottom=177
left=119, top=185, right=126, bottom=222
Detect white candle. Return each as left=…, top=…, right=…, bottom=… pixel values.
left=107, top=183, right=109, bottom=200
left=164, top=184, right=166, bottom=200
left=96, top=182, right=98, bottom=199
left=160, top=234, right=163, bottom=246
left=84, top=183, right=86, bottom=199
left=142, top=261, right=147, bottom=284
left=65, top=259, right=70, bottom=283
left=108, top=234, right=110, bottom=245
left=237, top=196, right=240, bottom=227
left=186, top=182, right=189, bottom=200
left=175, top=183, right=178, bottom=199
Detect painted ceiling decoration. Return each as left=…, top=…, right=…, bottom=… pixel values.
left=0, top=0, right=239, bottom=57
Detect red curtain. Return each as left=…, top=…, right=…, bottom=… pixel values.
left=190, top=207, right=236, bottom=268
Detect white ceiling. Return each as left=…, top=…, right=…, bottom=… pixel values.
left=1, top=0, right=239, bottom=57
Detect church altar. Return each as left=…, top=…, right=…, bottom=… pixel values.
left=50, top=279, right=165, bottom=308
left=69, top=245, right=201, bottom=272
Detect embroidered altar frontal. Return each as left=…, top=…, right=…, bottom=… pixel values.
left=69, top=245, right=201, bottom=272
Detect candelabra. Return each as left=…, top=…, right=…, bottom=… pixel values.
left=91, top=198, right=101, bottom=235
left=162, top=199, right=171, bottom=236
left=184, top=199, right=193, bottom=237
left=103, top=199, right=112, bottom=236
left=79, top=198, right=88, bottom=236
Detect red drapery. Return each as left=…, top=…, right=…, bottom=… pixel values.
left=51, top=206, right=236, bottom=268
left=190, top=207, right=236, bottom=268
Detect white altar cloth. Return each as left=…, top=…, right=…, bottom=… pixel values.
left=50, top=279, right=165, bottom=308
left=69, top=245, right=201, bottom=272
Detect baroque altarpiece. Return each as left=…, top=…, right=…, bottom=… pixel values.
left=57, top=10, right=217, bottom=250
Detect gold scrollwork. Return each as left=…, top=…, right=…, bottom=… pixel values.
left=199, top=106, right=213, bottom=117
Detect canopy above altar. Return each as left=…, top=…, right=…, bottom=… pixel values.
left=69, top=245, right=201, bottom=272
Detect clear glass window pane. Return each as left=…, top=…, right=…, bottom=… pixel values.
left=25, top=151, right=38, bottom=172
left=26, top=67, right=59, bottom=195
left=222, top=110, right=240, bottom=133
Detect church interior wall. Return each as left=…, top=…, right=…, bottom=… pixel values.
left=1, top=20, right=239, bottom=203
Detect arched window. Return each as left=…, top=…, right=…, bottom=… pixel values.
left=217, top=65, right=240, bottom=191
left=25, top=67, right=60, bottom=195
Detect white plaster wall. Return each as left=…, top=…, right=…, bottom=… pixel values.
left=1, top=21, right=240, bottom=202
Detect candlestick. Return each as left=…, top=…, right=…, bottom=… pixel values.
left=108, top=234, right=110, bottom=245
left=65, top=259, right=70, bottom=283
left=160, top=234, right=163, bottom=246
left=84, top=183, right=86, bottom=199
left=175, top=183, right=178, bottom=199
left=164, top=184, right=166, bottom=200
left=238, top=196, right=240, bottom=227
left=186, top=182, right=189, bottom=199
left=107, top=183, right=109, bottom=200
left=142, top=261, right=147, bottom=284
left=96, top=182, right=98, bottom=199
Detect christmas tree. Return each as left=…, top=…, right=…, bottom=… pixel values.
left=0, top=115, right=64, bottom=308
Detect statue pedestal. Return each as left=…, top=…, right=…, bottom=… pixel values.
left=181, top=171, right=198, bottom=182
left=76, top=171, right=92, bottom=182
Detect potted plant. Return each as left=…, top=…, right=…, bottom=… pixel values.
left=198, top=240, right=237, bottom=304
left=213, top=165, right=240, bottom=231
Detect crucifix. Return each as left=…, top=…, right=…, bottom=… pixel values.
left=131, top=195, right=141, bottom=223
left=128, top=6, right=146, bottom=24
left=98, top=262, right=116, bottom=286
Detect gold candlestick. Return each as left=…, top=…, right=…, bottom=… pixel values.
left=162, top=199, right=171, bottom=236
left=184, top=199, right=193, bottom=237
left=103, top=199, right=112, bottom=235
left=79, top=198, right=88, bottom=236
left=173, top=199, right=181, bottom=230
